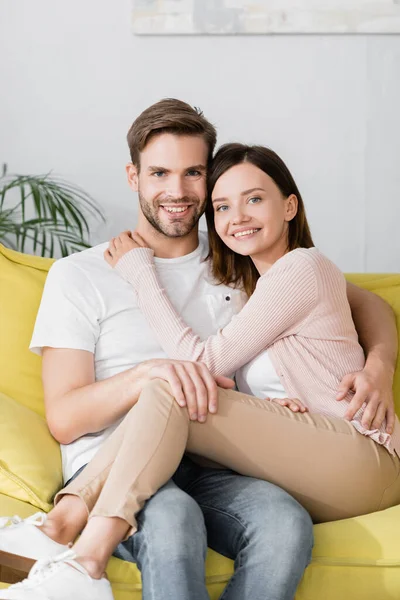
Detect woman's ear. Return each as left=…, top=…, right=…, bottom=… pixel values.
left=126, top=163, right=139, bottom=191
left=285, top=194, right=298, bottom=222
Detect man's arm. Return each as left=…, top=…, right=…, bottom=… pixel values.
left=42, top=348, right=150, bottom=444
left=338, top=282, right=398, bottom=432
left=42, top=348, right=235, bottom=445
left=347, top=282, right=398, bottom=370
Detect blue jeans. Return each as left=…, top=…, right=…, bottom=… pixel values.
left=70, top=456, right=313, bottom=600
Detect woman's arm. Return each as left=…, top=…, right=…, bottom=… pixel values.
left=114, top=247, right=317, bottom=377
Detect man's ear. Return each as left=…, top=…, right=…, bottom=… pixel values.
left=285, top=194, right=298, bottom=222
left=126, top=163, right=139, bottom=191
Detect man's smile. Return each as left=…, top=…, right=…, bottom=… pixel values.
left=159, top=204, right=194, bottom=218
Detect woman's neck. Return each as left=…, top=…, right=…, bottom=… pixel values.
left=251, top=239, right=289, bottom=275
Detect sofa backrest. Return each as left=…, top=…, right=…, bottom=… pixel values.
left=1, top=243, right=399, bottom=417
left=0, top=244, right=54, bottom=417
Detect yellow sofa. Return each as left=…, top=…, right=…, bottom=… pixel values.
left=1, top=242, right=400, bottom=599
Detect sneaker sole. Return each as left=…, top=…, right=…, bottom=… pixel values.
left=0, top=550, right=34, bottom=577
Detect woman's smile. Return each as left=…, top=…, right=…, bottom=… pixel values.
left=230, top=227, right=261, bottom=240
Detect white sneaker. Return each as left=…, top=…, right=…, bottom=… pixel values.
left=0, top=513, right=69, bottom=575
left=0, top=550, right=114, bottom=599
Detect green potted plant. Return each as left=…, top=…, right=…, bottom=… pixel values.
left=0, top=164, right=105, bottom=257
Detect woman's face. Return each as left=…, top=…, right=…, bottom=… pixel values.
left=211, top=162, right=297, bottom=270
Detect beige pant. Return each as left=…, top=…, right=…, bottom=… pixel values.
left=56, top=380, right=400, bottom=534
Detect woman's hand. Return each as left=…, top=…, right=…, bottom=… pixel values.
left=104, top=230, right=148, bottom=267
left=269, top=397, right=308, bottom=413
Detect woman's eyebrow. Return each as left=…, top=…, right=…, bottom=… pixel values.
left=240, top=187, right=265, bottom=196
left=212, top=187, right=265, bottom=204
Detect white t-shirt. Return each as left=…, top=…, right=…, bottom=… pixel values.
left=30, top=232, right=251, bottom=482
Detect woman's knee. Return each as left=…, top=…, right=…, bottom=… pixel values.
left=132, top=378, right=177, bottom=415
left=131, top=377, right=190, bottom=426
left=141, top=377, right=174, bottom=398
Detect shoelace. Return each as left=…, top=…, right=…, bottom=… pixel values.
left=0, top=512, right=47, bottom=529
left=0, top=516, right=21, bottom=528
left=8, top=550, right=93, bottom=589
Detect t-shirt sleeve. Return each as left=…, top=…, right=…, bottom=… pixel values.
left=29, top=259, right=101, bottom=356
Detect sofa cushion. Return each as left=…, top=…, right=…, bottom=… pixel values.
left=0, top=243, right=54, bottom=417
left=0, top=392, right=62, bottom=512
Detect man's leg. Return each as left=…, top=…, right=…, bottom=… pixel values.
left=114, top=478, right=210, bottom=600
left=173, top=456, right=313, bottom=600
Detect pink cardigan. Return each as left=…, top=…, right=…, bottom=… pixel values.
left=115, top=246, right=400, bottom=457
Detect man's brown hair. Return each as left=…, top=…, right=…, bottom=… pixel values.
left=127, top=98, right=217, bottom=170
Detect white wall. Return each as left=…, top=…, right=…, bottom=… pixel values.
left=0, top=0, right=399, bottom=271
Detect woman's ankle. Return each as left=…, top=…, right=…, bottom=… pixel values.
left=38, top=495, right=88, bottom=545
left=38, top=518, right=74, bottom=546
left=74, top=555, right=107, bottom=580
left=71, top=515, right=129, bottom=578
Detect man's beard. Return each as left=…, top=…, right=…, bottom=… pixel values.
left=138, top=191, right=206, bottom=238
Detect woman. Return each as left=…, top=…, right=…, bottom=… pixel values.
left=100, top=143, right=400, bottom=519
left=2, top=144, right=400, bottom=598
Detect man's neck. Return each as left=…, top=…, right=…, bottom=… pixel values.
left=136, top=221, right=200, bottom=259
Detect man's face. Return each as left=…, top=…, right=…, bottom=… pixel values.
left=128, top=133, right=209, bottom=238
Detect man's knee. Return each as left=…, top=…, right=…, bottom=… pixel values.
left=276, top=496, right=314, bottom=558
left=255, top=495, right=313, bottom=566
left=241, top=482, right=314, bottom=560
left=133, top=484, right=207, bottom=560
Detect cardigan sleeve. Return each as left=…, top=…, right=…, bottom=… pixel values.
left=115, top=248, right=318, bottom=377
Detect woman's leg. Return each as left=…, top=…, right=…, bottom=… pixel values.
left=186, top=385, right=400, bottom=522
left=38, top=495, right=88, bottom=545
left=71, top=378, right=400, bottom=530
left=58, top=377, right=400, bottom=538
left=55, top=379, right=190, bottom=525
left=38, top=374, right=400, bottom=578
left=37, top=376, right=400, bottom=578
left=34, top=413, right=137, bottom=547
left=51, top=388, right=192, bottom=578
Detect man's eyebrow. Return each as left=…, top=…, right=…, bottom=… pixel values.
left=147, top=164, right=207, bottom=173
left=187, top=164, right=207, bottom=172
left=147, top=166, right=170, bottom=172
left=212, top=187, right=265, bottom=204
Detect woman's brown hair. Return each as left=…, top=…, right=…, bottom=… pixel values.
left=206, top=144, right=314, bottom=296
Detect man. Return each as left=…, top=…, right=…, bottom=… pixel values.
left=1, top=99, right=397, bottom=600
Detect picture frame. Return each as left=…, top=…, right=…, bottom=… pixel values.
left=132, top=0, right=400, bottom=35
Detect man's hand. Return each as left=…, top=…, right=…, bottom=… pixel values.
left=337, top=367, right=395, bottom=433
left=139, top=359, right=235, bottom=423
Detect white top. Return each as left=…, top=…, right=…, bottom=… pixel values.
left=30, top=233, right=284, bottom=482
left=235, top=351, right=287, bottom=401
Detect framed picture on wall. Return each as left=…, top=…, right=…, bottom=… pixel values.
left=132, top=0, right=400, bottom=35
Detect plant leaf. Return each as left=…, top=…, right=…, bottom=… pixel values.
left=0, top=169, right=105, bottom=257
